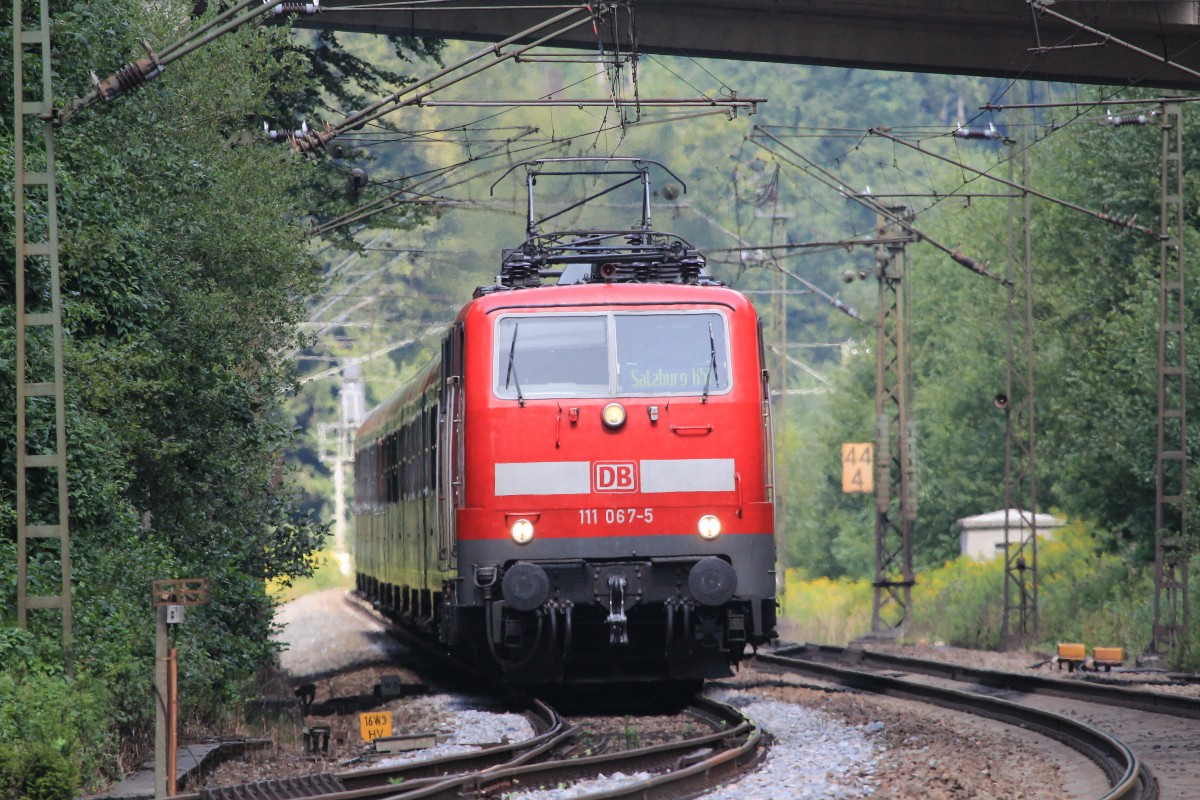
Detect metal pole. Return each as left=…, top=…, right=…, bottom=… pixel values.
left=155, top=606, right=168, bottom=798
left=1000, top=116, right=1040, bottom=651
left=871, top=208, right=917, bottom=637
left=771, top=169, right=789, bottom=579
left=1150, top=102, right=1189, bottom=662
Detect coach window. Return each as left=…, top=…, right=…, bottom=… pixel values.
left=495, top=315, right=608, bottom=399
left=615, top=312, right=730, bottom=396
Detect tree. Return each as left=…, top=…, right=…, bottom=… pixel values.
left=2, top=0, right=440, bottom=787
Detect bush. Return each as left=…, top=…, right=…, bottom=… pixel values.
left=20, top=747, right=78, bottom=800
left=909, top=551, right=1005, bottom=648
left=0, top=743, right=79, bottom=800
left=0, top=629, right=116, bottom=795
left=779, top=575, right=873, bottom=645
left=0, top=745, right=22, bottom=800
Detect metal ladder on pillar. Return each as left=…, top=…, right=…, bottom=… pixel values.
left=12, top=0, right=73, bottom=671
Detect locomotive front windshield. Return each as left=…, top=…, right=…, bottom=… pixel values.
left=494, top=311, right=730, bottom=399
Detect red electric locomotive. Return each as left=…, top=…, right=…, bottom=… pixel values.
left=353, top=159, right=777, bottom=682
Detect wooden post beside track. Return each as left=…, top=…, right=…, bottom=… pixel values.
left=168, top=648, right=178, bottom=793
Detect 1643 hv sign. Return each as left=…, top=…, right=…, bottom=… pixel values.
left=359, top=711, right=393, bottom=741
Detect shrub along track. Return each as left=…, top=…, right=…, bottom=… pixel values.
left=754, top=644, right=1200, bottom=800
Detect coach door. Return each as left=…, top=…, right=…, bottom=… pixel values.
left=437, top=323, right=464, bottom=571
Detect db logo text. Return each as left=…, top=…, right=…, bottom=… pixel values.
left=592, top=461, right=638, bottom=493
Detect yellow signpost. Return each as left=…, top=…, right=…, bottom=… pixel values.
left=841, top=443, right=874, bottom=493
left=360, top=711, right=394, bottom=742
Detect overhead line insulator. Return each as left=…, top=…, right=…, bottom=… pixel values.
left=1106, top=112, right=1149, bottom=126
left=89, top=41, right=164, bottom=103
left=267, top=0, right=321, bottom=14
left=952, top=123, right=1014, bottom=144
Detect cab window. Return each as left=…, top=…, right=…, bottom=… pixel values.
left=495, top=315, right=609, bottom=398
left=615, top=313, right=728, bottom=395
left=494, top=310, right=731, bottom=399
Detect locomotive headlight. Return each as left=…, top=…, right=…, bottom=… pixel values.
left=601, top=402, right=627, bottom=429
left=698, top=514, right=722, bottom=540
left=510, top=518, right=535, bottom=544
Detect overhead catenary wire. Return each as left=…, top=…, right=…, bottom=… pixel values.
left=286, top=6, right=610, bottom=152
left=749, top=126, right=1009, bottom=286
left=868, top=126, right=1157, bottom=237
left=299, top=326, right=445, bottom=384
left=1030, top=1, right=1200, bottom=83
left=314, top=102, right=749, bottom=235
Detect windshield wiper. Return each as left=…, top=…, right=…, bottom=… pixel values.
left=701, top=321, right=721, bottom=403
left=505, top=323, right=525, bottom=407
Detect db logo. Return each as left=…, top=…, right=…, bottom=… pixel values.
left=593, top=461, right=638, bottom=493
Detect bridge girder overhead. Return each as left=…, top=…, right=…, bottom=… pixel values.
left=304, top=1, right=1200, bottom=89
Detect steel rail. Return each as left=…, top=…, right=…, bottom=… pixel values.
left=784, top=643, right=1200, bottom=720
left=179, top=595, right=574, bottom=800
left=187, top=698, right=573, bottom=800
left=374, top=697, right=763, bottom=800
left=338, top=591, right=768, bottom=800
left=191, top=697, right=761, bottom=800
left=338, top=698, right=569, bottom=790
left=755, top=649, right=1151, bottom=800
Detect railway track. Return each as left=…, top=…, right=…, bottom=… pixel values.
left=183, top=594, right=767, bottom=800
left=189, top=695, right=762, bottom=800
left=752, top=643, right=1200, bottom=800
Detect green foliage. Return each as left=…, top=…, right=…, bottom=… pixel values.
left=0, top=634, right=111, bottom=796
left=0, top=745, right=21, bottom=800
left=906, top=521, right=1151, bottom=653
left=779, top=576, right=873, bottom=645
left=19, top=746, right=78, bottom=800
left=782, top=520, right=1157, bottom=655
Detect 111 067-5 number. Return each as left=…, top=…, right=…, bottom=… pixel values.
left=579, top=508, right=654, bottom=525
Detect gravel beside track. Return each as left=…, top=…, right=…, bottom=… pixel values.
left=698, top=692, right=877, bottom=799
left=803, top=641, right=1200, bottom=800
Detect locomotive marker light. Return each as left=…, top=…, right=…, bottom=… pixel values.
left=698, top=514, right=722, bottom=539
left=601, top=402, right=627, bottom=428
left=510, top=517, right=535, bottom=544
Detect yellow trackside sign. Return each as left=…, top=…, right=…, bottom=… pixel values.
left=360, top=711, right=393, bottom=742
left=841, top=443, right=874, bottom=493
